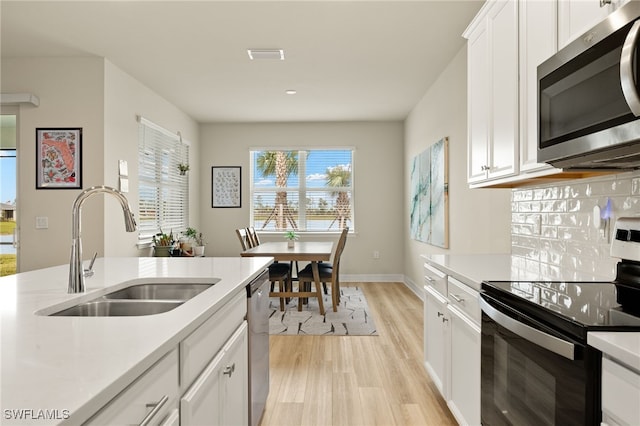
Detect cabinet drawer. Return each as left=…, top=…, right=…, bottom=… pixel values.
left=447, top=277, right=480, bottom=325
left=602, top=357, right=640, bottom=425
left=424, top=263, right=447, bottom=297
left=181, top=290, right=246, bottom=388
left=87, top=348, right=179, bottom=425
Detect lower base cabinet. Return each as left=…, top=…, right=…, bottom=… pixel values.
left=423, top=262, right=481, bottom=426
left=602, top=356, right=640, bottom=425
left=181, top=322, right=248, bottom=426
left=448, top=304, right=481, bottom=425
left=86, top=348, right=179, bottom=425
left=85, top=289, right=249, bottom=426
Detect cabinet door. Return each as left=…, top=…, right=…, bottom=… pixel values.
left=423, top=285, right=449, bottom=398
left=467, top=20, right=490, bottom=184
left=488, top=0, right=518, bottom=180
left=519, top=0, right=557, bottom=173
left=87, top=349, right=179, bottom=426
left=181, top=322, right=248, bottom=426
left=557, top=0, right=631, bottom=49
left=447, top=305, right=481, bottom=426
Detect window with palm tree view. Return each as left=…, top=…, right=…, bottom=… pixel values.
left=250, top=149, right=353, bottom=232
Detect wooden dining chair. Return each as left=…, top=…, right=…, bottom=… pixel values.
left=236, top=228, right=291, bottom=310
left=246, top=226, right=260, bottom=247
left=297, top=227, right=348, bottom=312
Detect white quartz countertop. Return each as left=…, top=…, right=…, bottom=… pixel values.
left=421, top=253, right=613, bottom=291
left=0, top=256, right=272, bottom=425
left=421, top=253, right=640, bottom=370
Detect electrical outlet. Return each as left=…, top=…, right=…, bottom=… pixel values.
left=373, top=250, right=380, bottom=259
left=35, top=216, right=48, bottom=229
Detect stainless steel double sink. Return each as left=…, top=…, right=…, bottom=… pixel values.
left=50, top=282, right=217, bottom=317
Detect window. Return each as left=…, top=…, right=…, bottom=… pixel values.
left=250, top=149, right=353, bottom=232
left=137, top=116, right=189, bottom=244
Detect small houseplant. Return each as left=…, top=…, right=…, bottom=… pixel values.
left=185, top=227, right=206, bottom=256
left=284, top=230, right=298, bottom=248
left=178, top=163, right=190, bottom=175
left=153, top=230, right=174, bottom=257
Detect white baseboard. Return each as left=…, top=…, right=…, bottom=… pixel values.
left=341, top=274, right=405, bottom=283
left=340, top=274, right=424, bottom=301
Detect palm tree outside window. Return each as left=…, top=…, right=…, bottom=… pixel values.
left=250, top=149, right=353, bottom=232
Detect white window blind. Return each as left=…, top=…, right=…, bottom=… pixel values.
left=138, top=117, right=189, bottom=243
left=250, top=149, right=353, bottom=232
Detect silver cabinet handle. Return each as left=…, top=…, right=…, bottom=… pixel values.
left=139, top=395, right=169, bottom=426
left=424, top=276, right=435, bottom=283
left=621, top=20, right=640, bottom=116
left=450, top=294, right=464, bottom=303
left=479, top=296, right=575, bottom=360
left=223, top=363, right=235, bottom=377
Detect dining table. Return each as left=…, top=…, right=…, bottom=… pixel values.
left=240, top=241, right=333, bottom=315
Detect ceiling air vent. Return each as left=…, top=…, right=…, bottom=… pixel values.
left=247, top=49, right=285, bottom=60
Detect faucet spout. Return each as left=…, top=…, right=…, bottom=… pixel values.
left=69, top=186, right=137, bottom=293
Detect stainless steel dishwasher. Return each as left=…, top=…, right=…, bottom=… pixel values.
left=246, top=270, right=270, bottom=426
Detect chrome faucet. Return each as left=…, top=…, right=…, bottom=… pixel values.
left=69, top=186, right=137, bottom=293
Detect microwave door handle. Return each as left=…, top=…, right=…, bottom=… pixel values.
left=479, top=296, right=575, bottom=360
left=621, top=20, right=640, bottom=116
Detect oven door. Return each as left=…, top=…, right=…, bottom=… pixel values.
left=479, top=294, right=601, bottom=426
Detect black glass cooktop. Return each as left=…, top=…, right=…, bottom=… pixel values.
left=482, top=280, right=640, bottom=341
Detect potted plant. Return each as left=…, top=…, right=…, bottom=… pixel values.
left=178, top=163, right=190, bottom=175
left=153, top=230, right=174, bottom=257
left=185, top=227, right=206, bottom=257
left=284, top=230, right=298, bottom=248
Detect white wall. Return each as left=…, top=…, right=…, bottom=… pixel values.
left=403, top=47, right=512, bottom=291
left=103, top=60, right=200, bottom=257
left=199, top=121, right=405, bottom=279
left=2, top=57, right=199, bottom=271
left=2, top=57, right=105, bottom=272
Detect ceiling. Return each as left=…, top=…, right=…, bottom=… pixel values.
left=1, top=1, right=484, bottom=123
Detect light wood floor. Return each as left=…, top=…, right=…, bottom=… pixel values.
left=260, top=282, right=457, bottom=426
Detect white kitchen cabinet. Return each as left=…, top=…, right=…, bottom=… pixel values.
left=601, top=356, right=640, bottom=426
left=181, top=322, right=249, bottom=426
left=447, top=277, right=481, bottom=426
left=558, top=0, right=630, bottom=49
left=519, top=0, right=558, bottom=173
left=87, top=348, right=179, bottom=425
left=424, top=284, right=450, bottom=398
left=465, top=0, right=519, bottom=185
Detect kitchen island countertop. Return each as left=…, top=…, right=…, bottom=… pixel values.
left=0, top=256, right=272, bottom=425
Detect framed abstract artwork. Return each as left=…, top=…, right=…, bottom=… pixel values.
left=410, top=137, right=449, bottom=248
left=36, top=128, right=82, bottom=189
left=212, top=166, right=241, bottom=208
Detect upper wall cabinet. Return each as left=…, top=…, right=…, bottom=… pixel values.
left=519, top=0, right=558, bottom=173
left=464, top=0, right=622, bottom=188
left=465, top=0, right=519, bottom=185
left=558, top=0, right=630, bottom=49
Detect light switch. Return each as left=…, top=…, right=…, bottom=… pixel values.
left=35, top=216, right=48, bottom=229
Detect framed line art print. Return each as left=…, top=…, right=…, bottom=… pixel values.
left=212, top=166, right=241, bottom=208
left=36, top=128, right=82, bottom=189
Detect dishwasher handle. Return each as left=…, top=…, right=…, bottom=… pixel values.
left=479, top=294, right=576, bottom=361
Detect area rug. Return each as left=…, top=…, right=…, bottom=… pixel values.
left=269, top=286, right=378, bottom=336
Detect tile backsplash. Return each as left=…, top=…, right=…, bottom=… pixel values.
left=511, top=170, right=640, bottom=280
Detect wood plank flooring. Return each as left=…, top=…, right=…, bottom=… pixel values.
left=260, top=282, right=457, bottom=426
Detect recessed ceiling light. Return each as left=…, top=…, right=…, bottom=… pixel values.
left=247, top=49, right=285, bottom=60
left=285, top=90, right=297, bottom=95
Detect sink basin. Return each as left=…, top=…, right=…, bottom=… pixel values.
left=51, top=299, right=183, bottom=317
left=103, top=283, right=213, bottom=301
left=44, top=280, right=219, bottom=317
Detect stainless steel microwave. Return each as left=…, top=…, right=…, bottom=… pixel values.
left=538, top=1, right=640, bottom=170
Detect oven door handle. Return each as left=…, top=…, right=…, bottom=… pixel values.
left=621, top=20, right=640, bottom=116
left=479, top=296, right=575, bottom=360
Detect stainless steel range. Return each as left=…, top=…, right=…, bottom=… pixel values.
left=480, top=217, right=640, bottom=426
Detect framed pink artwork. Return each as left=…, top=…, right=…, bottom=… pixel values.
left=36, top=128, right=82, bottom=189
